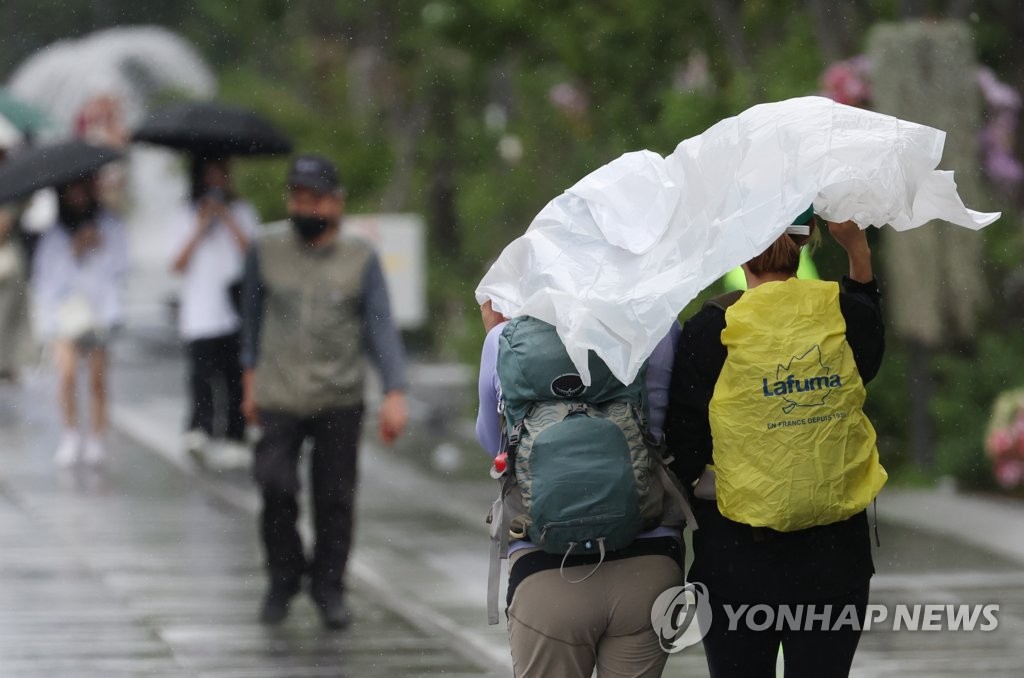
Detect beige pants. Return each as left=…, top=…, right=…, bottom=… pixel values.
left=507, top=549, right=683, bottom=678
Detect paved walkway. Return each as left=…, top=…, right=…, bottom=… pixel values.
left=3, top=326, right=1024, bottom=676
left=0, top=374, right=497, bottom=677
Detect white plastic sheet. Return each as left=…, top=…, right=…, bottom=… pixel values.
left=475, top=96, right=1001, bottom=386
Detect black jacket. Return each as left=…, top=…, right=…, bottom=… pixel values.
left=665, top=276, right=885, bottom=603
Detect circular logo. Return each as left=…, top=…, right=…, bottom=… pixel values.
left=550, top=373, right=586, bottom=398
left=651, top=582, right=712, bottom=653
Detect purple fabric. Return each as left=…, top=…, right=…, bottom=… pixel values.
left=475, top=321, right=508, bottom=457
left=646, top=322, right=683, bottom=441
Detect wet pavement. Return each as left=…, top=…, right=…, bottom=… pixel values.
left=0, top=364, right=496, bottom=677
left=2, top=326, right=1024, bottom=677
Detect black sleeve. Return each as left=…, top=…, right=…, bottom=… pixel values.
left=838, top=276, right=885, bottom=384
left=240, top=246, right=265, bottom=370
left=664, top=306, right=728, bottom=487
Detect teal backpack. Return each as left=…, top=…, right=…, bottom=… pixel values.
left=497, top=316, right=665, bottom=556
left=485, top=317, right=696, bottom=624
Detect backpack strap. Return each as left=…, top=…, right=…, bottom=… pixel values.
left=655, top=459, right=698, bottom=530
left=705, top=290, right=743, bottom=313
left=486, top=473, right=515, bottom=625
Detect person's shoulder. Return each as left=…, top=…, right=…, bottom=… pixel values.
left=343, top=236, right=380, bottom=278
left=97, top=209, right=124, bottom=226
left=230, top=199, right=260, bottom=225
left=487, top=320, right=509, bottom=342
left=341, top=233, right=375, bottom=258
left=256, top=223, right=293, bottom=248
left=38, top=223, right=70, bottom=247
left=680, top=301, right=728, bottom=343
left=481, top=320, right=508, bottom=361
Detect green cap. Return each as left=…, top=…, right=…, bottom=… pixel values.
left=792, top=205, right=815, bottom=225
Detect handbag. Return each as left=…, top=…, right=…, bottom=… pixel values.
left=55, top=294, right=98, bottom=341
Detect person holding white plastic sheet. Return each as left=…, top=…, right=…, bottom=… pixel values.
left=31, top=176, right=129, bottom=466
left=665, top=211, right=885, bottom=678
left=475, top=97, right=1000, bottom=678
left=476, top=300, right=688, bottom=678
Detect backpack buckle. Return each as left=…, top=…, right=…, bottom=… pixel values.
left=508, top=425, right=522, bottom=446
left=566, top=402, right=588, bottom=415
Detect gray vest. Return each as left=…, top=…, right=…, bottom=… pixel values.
left=254, top=231, right=372, bottom=415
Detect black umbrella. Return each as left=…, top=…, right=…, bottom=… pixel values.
left=132, top=101, right=292, bottom=156
left=0, top=141, right=122, bottom=203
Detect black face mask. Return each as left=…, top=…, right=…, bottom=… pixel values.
left=59, top=199, right=99, bottom=233
left=290, top=213, right=331, bottom=241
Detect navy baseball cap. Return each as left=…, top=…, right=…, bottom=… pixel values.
left=287, top=154, right=343, bottom=194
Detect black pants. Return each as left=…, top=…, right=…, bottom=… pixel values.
left=701, top=585, right=870, bottom=678
left=186, top=332, right=245, bottom=441
left=253, top=406, right=363, bottom=600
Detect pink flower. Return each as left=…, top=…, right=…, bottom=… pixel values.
left=987, top=428, right=1014, bottom=456
left=995, top=459, right=1024, bottom=489
left=821, top=57, right=872, bottom=107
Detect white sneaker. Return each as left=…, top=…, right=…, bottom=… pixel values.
left=183, top=429, right=210, bottom=466
left=54, top=431, right=81, bottom=467
left=209, top=440, right=251, bottom=471
left=82, top=436, right=107, bottom=466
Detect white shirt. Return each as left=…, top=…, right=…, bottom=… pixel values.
left=31, top=211, right=130, bottom=340
left=169, top=201, right=259, bottom=341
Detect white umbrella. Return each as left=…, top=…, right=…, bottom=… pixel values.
left=0, top=112, right=21, bottom=151
left=6, top=25, right=215, bottom=137
left=476, top=96, right=1000, bottom=386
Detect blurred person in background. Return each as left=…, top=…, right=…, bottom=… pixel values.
left=31, top=175, right=129, bottom=466
left=74, top=95, right=130, bottom=214
left=0, top=117, right=28, bottom=384
left=169, top=157, right=257, bottom=466
left=241, top=154, right=408, bottom=629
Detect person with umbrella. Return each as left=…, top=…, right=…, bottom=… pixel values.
left=133, top=100, right=291, bottom=467
left=168, top=156, right=258, bottom=466
left=0, top=114, right=27, bottom=384
left=27, top=149, right=129, bottom=466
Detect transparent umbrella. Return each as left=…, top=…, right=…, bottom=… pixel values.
left=0, top=112, right=21, bottom=152
left=6, top=25, right=215, bottom=136
left=0, top=89, right=48, bottom=134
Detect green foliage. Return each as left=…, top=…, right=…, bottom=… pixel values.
left=931, top=332, right=1024, bottom=486
left=9, top=2, right=1023, bottom=493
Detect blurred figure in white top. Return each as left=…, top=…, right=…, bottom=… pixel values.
left=31, top=175, right=129, bottom=466
left=169, top=157, right=257, bottom=467
left=0, top=114, right=27, bottom=385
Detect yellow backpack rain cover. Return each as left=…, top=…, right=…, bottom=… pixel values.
left=709, top=278, right=887, bottom=532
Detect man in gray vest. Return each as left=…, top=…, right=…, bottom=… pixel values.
left=240, top=154, right=408, bottom=629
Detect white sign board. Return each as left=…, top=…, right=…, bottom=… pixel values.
left=343, top=213, right=427, bottom=329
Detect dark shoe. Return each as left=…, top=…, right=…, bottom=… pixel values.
left=313, top=592, right=351, bottom=630
left=259, top=584, right=297, bottom=626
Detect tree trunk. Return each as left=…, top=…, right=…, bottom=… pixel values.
left=805, top=0, right=865, bottom=61
left=868, top=20, right=988, bottom=470
left=701, top=0, right=751, bottom=71
left=428, top=76, right=460, bottom=257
